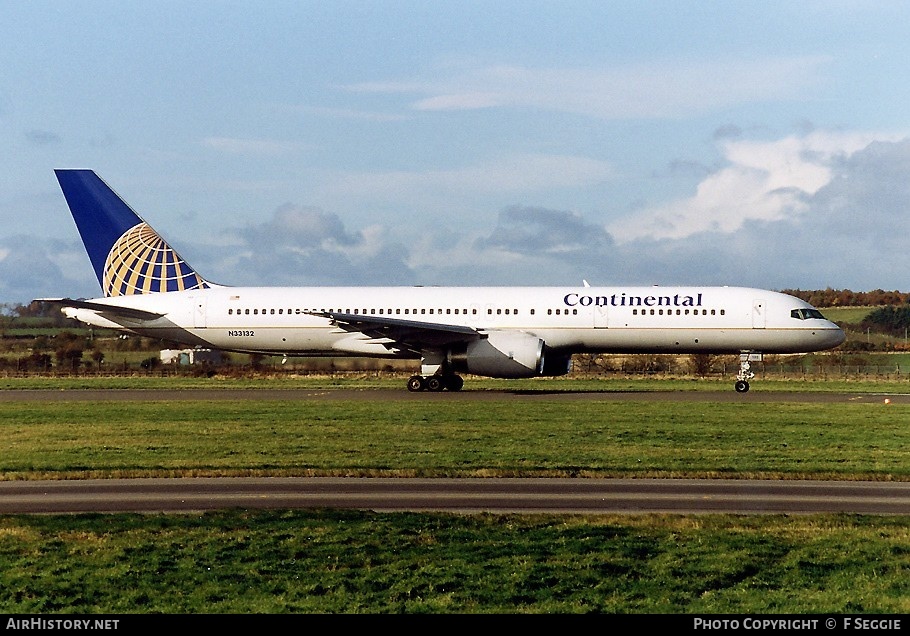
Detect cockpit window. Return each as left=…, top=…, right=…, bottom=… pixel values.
left=791, top=308, right=827, bottom=320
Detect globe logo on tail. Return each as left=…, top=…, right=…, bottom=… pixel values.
left=102, top=223, right=209, bottom=296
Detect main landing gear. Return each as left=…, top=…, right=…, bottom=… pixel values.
left=407, top=374, right=465, bottom=392
left=735, top=353, right=758, bottom=393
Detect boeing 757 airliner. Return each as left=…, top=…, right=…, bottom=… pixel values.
left=38, top=170, right=845, bottom=392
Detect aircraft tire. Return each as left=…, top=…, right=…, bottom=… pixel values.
left=407, top=375, right=425, bottom=392
left=445, top=375, right=464, bottom=391
left=734, top=380, right=750, bottom=393
left=426, top=376, right=445, bottom=391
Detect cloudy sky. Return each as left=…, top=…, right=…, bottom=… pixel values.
left=2, top=1, right=910, bottom=305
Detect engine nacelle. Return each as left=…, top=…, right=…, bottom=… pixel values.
left=449, top=332, right=570, bottom=378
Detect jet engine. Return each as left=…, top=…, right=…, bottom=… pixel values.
left=448, top=331, right=571, bottom=378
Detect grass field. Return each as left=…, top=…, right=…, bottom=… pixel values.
left=819, top=306, right=880, bottom=324
left=1, top=376, right=909, bottom=614
left=1, top=393, right=909, bottom=481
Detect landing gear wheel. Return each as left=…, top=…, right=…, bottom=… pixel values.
left=407, top=375, right=425, bottom=392
left=407, top=373, right=464, bottom=392
left=734, top=380, right=750, bottom=393
left=445, top=374, right=464, bottom=391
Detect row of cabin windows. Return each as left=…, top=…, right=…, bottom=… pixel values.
left=225, top=307, right=526, bottom=316
left=632, top=308, right=725, bottom=316
left=224, top=307, right=586, bottom=317
left=224, top=307, right=722, bottom=318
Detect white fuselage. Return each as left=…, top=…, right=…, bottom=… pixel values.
left=65, top=285, right=845, bottom=358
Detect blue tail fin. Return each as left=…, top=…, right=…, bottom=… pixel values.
left=55, top=170, right=210, bottom=297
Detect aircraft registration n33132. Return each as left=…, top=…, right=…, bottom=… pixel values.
left=38, top=170, right=845, bottom=393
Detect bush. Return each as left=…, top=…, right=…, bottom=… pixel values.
left=139, top=356, right=161, bottom=370
left=861, top=305, right=910, bottom=336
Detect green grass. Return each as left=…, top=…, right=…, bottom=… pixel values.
left=820, top=306, right=881, bottom=324
left=1, top=398, right=909, bottom=480
left=0, top=510, right=908, bottom=614
left=1, top=377, right=909, bottom=614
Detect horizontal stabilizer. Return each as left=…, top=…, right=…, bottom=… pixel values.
left=35, top=298, right=165, bottom=321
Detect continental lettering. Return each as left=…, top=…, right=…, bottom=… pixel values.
left=564, top=292, right=703, bottom=308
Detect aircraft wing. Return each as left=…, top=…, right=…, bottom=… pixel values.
left=35, top=298, right=166, bottom=322
left=309, top=311, right=482, bottom=354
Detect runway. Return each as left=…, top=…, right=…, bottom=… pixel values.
left=2, top=477, right=909, bottom=515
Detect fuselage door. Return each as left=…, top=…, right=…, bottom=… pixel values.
left=752, top=299, right=765, bottom=329
left=194, top=296, right=207, bottom=329
left=594, top=304, right=608, bottom=328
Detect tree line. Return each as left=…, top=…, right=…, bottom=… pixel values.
left=781, top=288, right=910, bottom=308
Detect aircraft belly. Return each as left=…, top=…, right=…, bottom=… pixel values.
left=538, top=327, right=842, bottom=354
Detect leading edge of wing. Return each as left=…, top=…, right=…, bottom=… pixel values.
left=308, top=311, right=481, bottom=349
left=35, top=298, right=166, bottom=322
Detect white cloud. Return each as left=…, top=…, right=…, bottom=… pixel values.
left=0, top=237, right=97, bottom=303
left=608, top=130, right=901, bottom=242
left=348, top=56, right=830, bottom=120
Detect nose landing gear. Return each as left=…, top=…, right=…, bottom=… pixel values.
left=735, top=353, right=759, bottom=393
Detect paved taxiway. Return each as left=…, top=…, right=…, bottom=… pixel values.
left=0, top=388, right=908, bottom=403
left=2, top=388, right=907, bottom=515
left=1, top=477, right=909, bottom=515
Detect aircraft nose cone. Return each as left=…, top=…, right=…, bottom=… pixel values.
left=824, top=325, right=846, bottom=348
